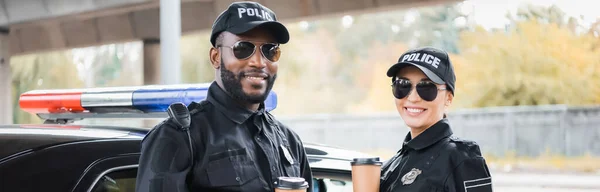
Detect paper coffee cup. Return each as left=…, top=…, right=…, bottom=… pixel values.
left=351, top=157, right=383, bottom=192
left=275, top=177, right=309, bottom=192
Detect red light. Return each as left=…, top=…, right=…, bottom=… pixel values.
left=19, top=92, right=85, bottom=114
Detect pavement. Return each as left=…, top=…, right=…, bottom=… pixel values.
left=491, top=171, right=600, bottom=191
left=494, top=186, right=599, bottom=192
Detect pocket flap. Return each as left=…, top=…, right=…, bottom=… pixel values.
left=206, top=148, right=259, bottom=187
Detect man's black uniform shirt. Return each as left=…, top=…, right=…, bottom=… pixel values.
left=379, top=119, right=492, bottom=192
left=135, top=82, right=313, bottom=192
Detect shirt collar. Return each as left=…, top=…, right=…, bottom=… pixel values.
left=403, top=118, right=453, bottom=151
left=206, top=81, right=266, bottom=124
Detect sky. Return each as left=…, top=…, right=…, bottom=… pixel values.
left=465, top=0, right=600, bottom=29
left=321, top=0, right=600, bottom=33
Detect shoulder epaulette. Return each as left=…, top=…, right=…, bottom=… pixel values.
left=188, top=100, right=209, bottom=116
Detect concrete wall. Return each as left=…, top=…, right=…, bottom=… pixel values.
left=0, top=32, right=11, bottom=125
left=278, top=105, right=600, bottom=157
left=75, top=104, right=600, bottom=158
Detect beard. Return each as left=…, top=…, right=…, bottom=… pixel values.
left=220, top=60, right=277, bottom=104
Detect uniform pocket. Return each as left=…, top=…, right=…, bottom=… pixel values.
left=390, top=177, right=447, bottom=192
left=420, top=179, right=448, bottom=192
left=206, top=148, right=260, bottom=187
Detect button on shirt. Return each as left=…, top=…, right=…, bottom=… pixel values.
left=136, top=82, right=313, bottom=192
left=379, top=119, right=493, bottom=192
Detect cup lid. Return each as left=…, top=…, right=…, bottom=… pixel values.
left=275, top=177, right=309, bottom=190
left=351, top=157, right=382, bottom=165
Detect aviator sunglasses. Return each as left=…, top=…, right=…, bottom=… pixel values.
left=392, top=78, right=446, bottom=102
left=217, top=41, right=281, bottom=62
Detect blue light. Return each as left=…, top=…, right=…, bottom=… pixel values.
left=132, top=86, right=208, bottom=112
left=131, top=84, right=278, bottom=112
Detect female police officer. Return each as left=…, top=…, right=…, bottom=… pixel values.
left=379, top=47, right=493, bottom=192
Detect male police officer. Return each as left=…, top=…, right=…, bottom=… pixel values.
left=135, top=2, right=313, bottom=192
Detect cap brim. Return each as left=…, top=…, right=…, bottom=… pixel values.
left=386, top=62, right=445, bottom=84
left=229, top=21, right=290, bottom=44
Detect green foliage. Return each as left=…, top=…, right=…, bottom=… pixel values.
left=11, top=52, right=84, bottom=124
left=453, top=6, right=600, bottom=108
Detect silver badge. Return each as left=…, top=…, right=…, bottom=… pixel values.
left=401, top=168, right=422, bottom=185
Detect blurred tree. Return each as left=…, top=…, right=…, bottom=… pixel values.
left=509, top=4, right=579, bottom=31
left=180, top=33, right=215, bottom=84
left=104, top=43, right=143, bottom=87
left=454, top=18, right=600, bottom=107
left=587, top=19, right=600, bottom=51
left=589, top=20, right=600, bottom=36
left=271, top=23, right=345, bottom=115
left=512, top=4, right=565, bottom=24
left=11, top=52, right=84, bottom=124
left=272, top=10, right=420, bottom=115
left=15, top=2, right=599, bottom=121
left=270, top=3, right=470, bottom=115
left=413, top=4, right=468, bottom=54
left=318, top=11, right=411, bottom=110
left=588, top=19, right=600, bottom=103
left=72, top=43, right=143, bottom=88
left=346, top=42, right=408, bottom=113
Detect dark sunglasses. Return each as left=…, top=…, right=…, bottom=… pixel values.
left=217, top=41, right=281, bottom=62
left=391, top=79, right=446, bottom=102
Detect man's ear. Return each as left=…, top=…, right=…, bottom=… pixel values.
left=210, top=47, right=220, bottom=69
left=445, top=92, right=454, bottom=107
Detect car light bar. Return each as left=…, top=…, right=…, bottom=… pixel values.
left=19, top=83, right=278, bottom=120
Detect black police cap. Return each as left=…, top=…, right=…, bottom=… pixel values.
left=210, top=1, right=290, bottom=46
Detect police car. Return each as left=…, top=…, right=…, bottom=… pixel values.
left=0, top=83, right=370, bottom=192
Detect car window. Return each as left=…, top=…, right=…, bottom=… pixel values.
left=313, top=177, right=353, bottom=192
left=91, top=168, right=137, bottom=192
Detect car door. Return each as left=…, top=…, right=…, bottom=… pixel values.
left=79, top=157, right=355, bottom=192
left=82, top=166, right=354, bottom=192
